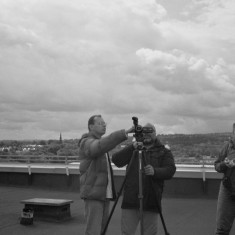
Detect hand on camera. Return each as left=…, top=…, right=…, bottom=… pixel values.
left=225, top=158, right=235, bottom=168
left=125, top=126, right=135, bottom=135
left=144, top=165, right=154, bottom=176
left=132, top=141, right=144, bottom=149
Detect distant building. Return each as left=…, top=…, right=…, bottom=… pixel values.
left=165, top=143, right=170, bottom=150
left=22, top=144, right=42, bottom=152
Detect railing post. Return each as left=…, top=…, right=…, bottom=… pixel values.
left=65, top=156, right=69, bottom=176
left=202, top=156, right=206, bottom=193
left=27, top=156, right=31, bottom=176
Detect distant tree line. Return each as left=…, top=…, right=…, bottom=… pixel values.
left=157, top=133, right=232, bottom=159
left=0, top=132, right=233, bottom=161
left=0, top=139, right=80, bottom=156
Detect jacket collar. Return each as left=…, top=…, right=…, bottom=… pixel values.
left=78, top=131, right=101, bottom=147
left=88, top=131, right=102, bottom=139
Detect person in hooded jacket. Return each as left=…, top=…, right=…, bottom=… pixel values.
left=78, top=114, right=133, bottom=235
left=112, top=123, right=176, bottom=235
left=214, top=134, right=235, bottom=235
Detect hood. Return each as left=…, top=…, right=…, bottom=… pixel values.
left=78, top=133, right=89, bottom=147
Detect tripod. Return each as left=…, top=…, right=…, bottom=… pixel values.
left=101, top=145, right=170, bottom=235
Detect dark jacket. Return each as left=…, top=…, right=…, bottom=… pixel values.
left=215, top=140, right=235, bottom=194
left=78, top=130, right=127, bottom=201
left=112, top=138, right=176, bottom=213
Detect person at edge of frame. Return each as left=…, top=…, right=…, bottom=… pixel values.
left=214, top=131, right=235, bottom=235
left=78, top=114, right=134, bottom=235
left=112, top=123, right=176, bottom=235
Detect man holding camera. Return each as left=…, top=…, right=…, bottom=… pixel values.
left=78, top=115, right=134, bottom=235
left=215, top=134, right=235, bottom=235
left=112, top=123, right=176, bottom=235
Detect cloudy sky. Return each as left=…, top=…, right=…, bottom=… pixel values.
left=0, top=0, right=235, bottom=140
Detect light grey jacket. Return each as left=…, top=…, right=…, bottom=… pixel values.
left=78, top=130, right=127, bottom=201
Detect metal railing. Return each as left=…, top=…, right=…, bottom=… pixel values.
left=0, top=155, right=220, bottom=181
left=0, top=155, right=79, bottom=164
left=0, top=155, right=216, bottom=165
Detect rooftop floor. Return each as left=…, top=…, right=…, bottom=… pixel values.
left=0, top=185, right=234, bottom=235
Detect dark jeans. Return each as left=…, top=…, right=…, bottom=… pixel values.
left=215, top=183, right=235, bottom=235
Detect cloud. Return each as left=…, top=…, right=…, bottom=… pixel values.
left=0, top=0, right=235, bottom=139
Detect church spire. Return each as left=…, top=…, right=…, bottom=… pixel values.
left=59, top=133, right=63, bottom=144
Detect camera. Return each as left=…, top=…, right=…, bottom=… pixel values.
left=225, top=157, right=235, bottom=165
left=132, top=117, right=154, bottom=145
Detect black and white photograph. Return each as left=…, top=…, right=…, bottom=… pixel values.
left=0, top=0, right=235, bottom=234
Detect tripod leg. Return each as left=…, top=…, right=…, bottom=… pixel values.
left=150, top=180, right=170, bottom=235
left=100, top=190, right=122, bottom=235
left=138, top=150, right=144, bottom=235
left=101, top=151, right=136, bottom=235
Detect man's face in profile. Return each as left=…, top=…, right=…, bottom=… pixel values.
left=91, top=116, right=107, bottom=136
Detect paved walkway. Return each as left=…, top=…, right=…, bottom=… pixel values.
left=0, top=185, right=234, bottom=235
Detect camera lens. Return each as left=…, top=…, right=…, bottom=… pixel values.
left=135, top=125, right=142, bottom=132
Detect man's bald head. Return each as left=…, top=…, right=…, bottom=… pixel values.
left=144, top=123, right=156, bottom=134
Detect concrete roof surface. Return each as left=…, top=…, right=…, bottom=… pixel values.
left=0, top=185, right=234, bottom=235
